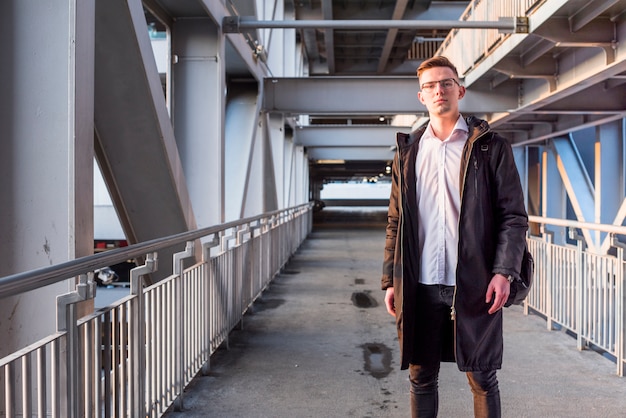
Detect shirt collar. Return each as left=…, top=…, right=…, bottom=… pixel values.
left=424, top=115, right=468, bottom=142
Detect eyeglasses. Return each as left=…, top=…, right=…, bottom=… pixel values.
left=420, top=78, right=460, bottom=93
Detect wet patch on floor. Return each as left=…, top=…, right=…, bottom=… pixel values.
left=253, top=298, right=285, bottom=311
left=351, top=290, right=378, bottom=308
left=361, top=342, right=392, bottom=379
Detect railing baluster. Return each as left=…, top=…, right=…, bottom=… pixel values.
left=5, top=363, right=14, bottom=418
left=22, top=352, right=31, bottom=417
left=37, top=346, right=46, bottom=418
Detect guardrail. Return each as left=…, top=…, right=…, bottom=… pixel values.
left=0, top=204, right=312, bottom=417
left=437, top=0, right=542, bottom=77
left=525, top=215, right=626, bottom=377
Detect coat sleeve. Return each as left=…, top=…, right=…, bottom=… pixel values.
left=382, top=149, right=401, bottom=290
left=490, top=136, right=529, bottom=279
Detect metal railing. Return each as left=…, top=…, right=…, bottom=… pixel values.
left=0, top=204, right=312, bottom=417
left=525, top=216, right=626, bottom=377
left=437, top=0, right=544, bottom=77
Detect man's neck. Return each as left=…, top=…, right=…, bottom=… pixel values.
left=429, top=113, right=461, bottom=141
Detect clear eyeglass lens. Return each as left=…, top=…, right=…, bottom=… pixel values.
left=421, top=78, right=457, bottom=92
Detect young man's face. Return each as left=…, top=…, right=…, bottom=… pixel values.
left=417, top=66, right=466, bottom=118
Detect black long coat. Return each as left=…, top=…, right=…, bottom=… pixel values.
left=381, top=116, right=528, bottom=371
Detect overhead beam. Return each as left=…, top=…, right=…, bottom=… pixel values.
left=296, top=125, right=408, bottom=147
left=569, top=0, right=620, bottom=32
left=223, top=16, right=528, bottom=33
left=377, top=0, right=410, bottom=74
left=321, top=0, right=335, bottom=74
left=263, top=77, right=520, bottom=115
left=403, top=2, right=468, bottom=20
left=307, top=147, right=395, bottom=161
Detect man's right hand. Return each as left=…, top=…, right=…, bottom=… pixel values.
left=384, top=287, right=396, bottom=317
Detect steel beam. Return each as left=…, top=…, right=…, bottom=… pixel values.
left=307, top=147, right=395, bottom=161
left=550, top=135, right=597, bottom=250
left=223, top=16, right=527, bottom=33
left=295, top=125, right=407, bottom=147
left=263, top=77, right=520, bottom=115
left=94, top=0, right=197, bottom=277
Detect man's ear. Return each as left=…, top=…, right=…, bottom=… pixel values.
left=458, top=86, right=466, bottom=100
left=418, top=91, right=426, bottom=105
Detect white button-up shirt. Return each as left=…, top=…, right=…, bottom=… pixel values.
left=416, top=116, right=469, bottom=286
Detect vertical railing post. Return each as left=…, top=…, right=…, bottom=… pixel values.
left=236, top=225, right=250, bottom=329
left=251, top=222, right=263, bottom=295
left=56, top=273, right=96, bottom=418
left=201, top=235, right=219, bottom=376
left=543, top=228, right=554, bottom=330
left=612, top=236, right=626, bottom=377
left=569, top=228, right=586, bottom=350
left=129, top=253, right=158, bottom=418
left=523, top=236, right=531, bottom=316
left=220, top=230, right=235, bottom=348
left=172, top=241, right=195, bottom=412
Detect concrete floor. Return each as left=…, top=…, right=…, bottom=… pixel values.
left=162, top=209, right=626, bottom=418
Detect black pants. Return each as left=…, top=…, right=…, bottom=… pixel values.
left=409, top=284, right=501, bottom=418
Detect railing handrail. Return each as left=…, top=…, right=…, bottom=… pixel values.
left=0, top=203, right=312, bottom=300
left=529, top=215, right=626, bottom=235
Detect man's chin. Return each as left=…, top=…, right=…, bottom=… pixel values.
left=431, top=107, right=452, bottom=116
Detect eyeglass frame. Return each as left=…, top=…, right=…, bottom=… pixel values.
left=420, top=78, right=461, bottom=92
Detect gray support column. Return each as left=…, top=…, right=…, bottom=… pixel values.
left=273, top=121, right=289, bottom=208
left=294, top=145, right=308, bottom=206
left=513, top=146, right=529, bottom=215
left=543, top=147, right=568, bottom=245
left=283, top=136, right=309, bottom=208
left=264, top=113, right=283, bottom=211
left=172, top=18, right=225, bottom=227
left=598, top=120, right=625, bottom=253
left=0, top=0, right=94, bottom=356
left=598, top=121, right=625, bottom=221
left=224, top=88, right=259, bottom=221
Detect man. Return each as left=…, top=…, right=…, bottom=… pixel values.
left=381, top=56, right=528, bottom=418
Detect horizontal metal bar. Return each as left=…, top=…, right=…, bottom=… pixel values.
left=0, top=203, right=311, bottom=300
left=528, top=215, right=626, bottom=235
left=223, top=16, right=523, bottom=33
left=262, top=76, right=520, bottom=115
left=323, top=199, right=389, bottom=207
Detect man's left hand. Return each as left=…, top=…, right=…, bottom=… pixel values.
left=486, top=274, right=511, bottom=314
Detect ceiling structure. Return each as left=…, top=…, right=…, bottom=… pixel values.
left=146, top=0, right=626, bottom=184
left=289, top=0, right=626, bottom=183
left=293, top=0, right=464, bottom=76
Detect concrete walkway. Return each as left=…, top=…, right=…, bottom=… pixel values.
left=163, top=211, right=626, bottom=418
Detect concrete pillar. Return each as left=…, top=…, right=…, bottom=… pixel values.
left=172, top=18, right=225, bottom=227
left=0, top=0, right=94, bottom=356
